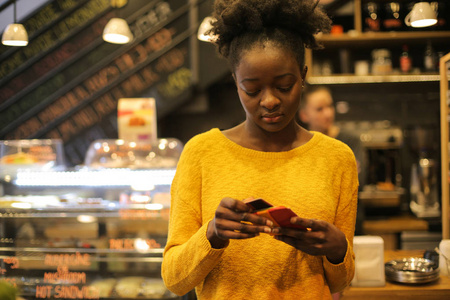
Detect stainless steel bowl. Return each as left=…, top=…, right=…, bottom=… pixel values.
left=385, top=257, right=440, bottom=284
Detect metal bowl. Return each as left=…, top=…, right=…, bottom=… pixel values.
left=385, top=257, right=440, bottom=284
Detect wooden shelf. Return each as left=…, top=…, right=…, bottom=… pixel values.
left=307, top=74, right=440, bottom=85
left=363, top=216, right=428, bottom=234
left=316, top=31, right=450, bottom=47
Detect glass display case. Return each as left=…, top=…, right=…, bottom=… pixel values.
left=0, top=139, right=65, bottom=181
left=0, top=138, right=183, bottom=300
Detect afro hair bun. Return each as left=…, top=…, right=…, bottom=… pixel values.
left=210, top=0, right=332, bottom=59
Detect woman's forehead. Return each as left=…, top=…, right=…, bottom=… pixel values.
left=241, top=41, right=295, bottom=59
left=236, top=44, right=300, bottom=75
left=307, top=90, right=333, bottom=107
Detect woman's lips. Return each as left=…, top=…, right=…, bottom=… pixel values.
left=262, top=114, right=282, bottom=123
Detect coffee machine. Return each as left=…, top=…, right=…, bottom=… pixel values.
left=410, top=158, right=440, bottom=217
left=408, top=126, right=440, bottom=218
left=357, top=121, right=405, bottom=215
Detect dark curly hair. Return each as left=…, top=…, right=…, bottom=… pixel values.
left=209, top=0, right=332, bottom=71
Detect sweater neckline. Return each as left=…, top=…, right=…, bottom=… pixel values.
left=210, top=128, right=322, bottom=159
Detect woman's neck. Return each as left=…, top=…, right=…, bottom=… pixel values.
left=223, top=122, right=312, bottom=152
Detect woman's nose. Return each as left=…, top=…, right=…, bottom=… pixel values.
left=260, top=90, right=280, bottom=111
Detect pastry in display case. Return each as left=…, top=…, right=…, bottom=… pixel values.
left=84, top=139, right=182, bottom=170
left=0, top=138, right=183, bottom=299
left=0, top=139, right=65, bottom=180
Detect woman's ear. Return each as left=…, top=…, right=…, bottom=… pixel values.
left=231, top=72, right=239, bottom=90
left=302, top=65, right=308, bottom=81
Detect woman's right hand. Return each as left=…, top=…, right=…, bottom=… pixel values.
left=206, top=197, right=273, bottom=249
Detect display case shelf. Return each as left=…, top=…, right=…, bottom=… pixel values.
left=7, top=168, right=176, bottom=187
left=0, top=247, right=164, bottom=254
left=0, top=205, right=170, bottom=219
left=0, top=252, right=163, bottom=264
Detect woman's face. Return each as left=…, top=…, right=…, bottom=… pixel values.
left=234, top=43, right=305, bottom=135
left=300, top=89, right=335, bottom=133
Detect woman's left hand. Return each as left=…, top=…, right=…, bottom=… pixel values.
left=272, top=217, right=348, bottom=264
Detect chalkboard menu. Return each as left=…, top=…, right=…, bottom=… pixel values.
left=0, top=0, right=195, bottom=166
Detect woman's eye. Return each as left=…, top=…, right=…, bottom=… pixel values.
left=245, top=90, right=260, bottom=97
left=278, top=86, right=293, bottom=92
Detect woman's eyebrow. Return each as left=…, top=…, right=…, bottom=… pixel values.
left=240, top=73, right=296, bottom=84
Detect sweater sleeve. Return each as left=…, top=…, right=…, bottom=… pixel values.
left=161, top=139, right=226, bottom=296
left=323, top=152, right=359, bottom=293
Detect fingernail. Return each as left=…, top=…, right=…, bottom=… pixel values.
left=267, top=220, right=273, bottom=227
left=264, top=227, right=272, bottom=233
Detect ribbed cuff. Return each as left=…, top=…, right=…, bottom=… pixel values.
left=322, top=237, right=354, bottom=293
left=323, top=237, right=351, bottom=270
left=198, top=219, right=229, bottom=254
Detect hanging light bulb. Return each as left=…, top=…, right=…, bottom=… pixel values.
left=103, top=0, right=133, bottom=44
left=197, top=16, right=218, bottom=43
left=103, top=17, right=133, bottom=44
left=405, top=2, right=437, bottom=28
left=2, top=0, right=28, bottom=46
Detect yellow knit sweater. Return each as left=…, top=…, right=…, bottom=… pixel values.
left=162, top=128, right=358, bottom=299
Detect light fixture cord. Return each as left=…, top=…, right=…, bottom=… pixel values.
left=13, top=0, right=17, bottom=23
left=113, top=0, right=126, bottom=19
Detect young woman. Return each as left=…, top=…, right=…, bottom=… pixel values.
left=162, top=1, right=358, bottom=299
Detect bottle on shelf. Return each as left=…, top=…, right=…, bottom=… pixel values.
left=431, top=1, right=448, bottom=31
left=424, top=41, right=437, bottom=72
left=400, top=45, right=412, bottom=73
left=363, top=2, right=381, bottom=32
left=383, top=2, right=403, bottom=31
left=371, top=49, right=392, bottom=75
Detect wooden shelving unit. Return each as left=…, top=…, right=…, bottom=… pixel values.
left=440, top=52, right=450, bottom=240
left=305, top=0, right=450, bottom=84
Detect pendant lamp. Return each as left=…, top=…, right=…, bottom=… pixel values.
left=197, top=17, right=218, bottom=43
left=2, top=0, right=28, bottom=47
left=405, top=2, right=438, bottom=28
left=103, top=0, right=133, bottom=44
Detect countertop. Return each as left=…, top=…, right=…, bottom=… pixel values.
left=341, top=250, right=450, bottom=300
